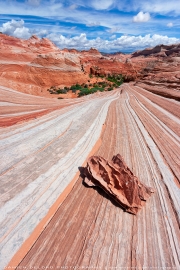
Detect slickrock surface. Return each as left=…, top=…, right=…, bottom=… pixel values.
left=0, top=84, right=119, bottom=269
left=0, top=37, right=180, bottom=269
left=12, top=84, right=180, bottom=270
left=83, top=155, right=154, bottom=215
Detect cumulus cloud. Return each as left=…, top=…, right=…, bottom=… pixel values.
left=35, top=29, right=48, bottom=37
left=0, top=19, right=49, bottom=39
left=47, top=33, right=89, bottom=49
left=110, top=34, right=116, bottom=39
left=1, top=20, right=179, bottom=52
left=47, top=33, right=180, bottom=52
left=133, top=11, right=150, bottom=23
left=0, top=19, right=31, bottom=39
left=167, top=22, right=173, bottom=27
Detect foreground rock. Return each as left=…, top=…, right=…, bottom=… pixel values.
left=82, top=154, right=154, bottom=214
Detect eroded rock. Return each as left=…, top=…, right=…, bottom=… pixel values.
left=82, top=154, right=154, bottom=214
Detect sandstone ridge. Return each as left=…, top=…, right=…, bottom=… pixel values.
left=0, top=33, right=180, bottom=98
left=132, top=44, right=180, bottom=57
left=0, top=34, right=137, bottom=97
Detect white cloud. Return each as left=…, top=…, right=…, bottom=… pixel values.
left=116, top=0, right=180, bottom=16
left=0, top=19, right=31, bottom=39
left=133, top=11, right=151, bottom=23
left=167, top=22, right=173, bottom=27
left=138, top=0, right=180, bottom=15
left=0, top=19, right=49, bottom=39
left=110, top=34, right=116, bottom=39
left=48, top=33, right=180, bottom=52
left=35, top=29, right=48, bottom=37
left=91, top=0, right=114, bottom=10
left=1, top=20, right=179, bottom=52
left=47, top=33, right=89, bottom=49
left=1, top=0, right=180, bottom=19
left=0, top=1, right=63, bottom=17
left=13, top=27, right=31, bottom=39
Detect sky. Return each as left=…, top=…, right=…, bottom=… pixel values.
left=0, top=0, right=180, bottom=52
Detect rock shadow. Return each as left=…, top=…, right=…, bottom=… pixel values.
left=78, top=166, right=128, bottom=213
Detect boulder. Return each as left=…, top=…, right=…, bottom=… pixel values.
left=82, top=154, right=154, bottom=215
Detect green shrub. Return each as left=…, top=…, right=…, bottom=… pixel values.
left=108, top=87, right=113, bottom=91
left=56, top=89, right=63, bottom=94
left=70, top=84, right=82, bottom=90
left=78, top=88, right=91, bottom=97
left=70, top=85, right=75, bottom=90
left=57, top=89, right=67, bottom=94
left=107, top=74, right=124, bottom=86
left=99, top=88, right=105, bottom=92
left=78, top=86, right=104, bottom=97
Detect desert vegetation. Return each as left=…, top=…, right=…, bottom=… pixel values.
left=47, top=73, right=124, bottom=98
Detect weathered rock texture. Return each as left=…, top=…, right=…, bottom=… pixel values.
left=0, top=33, right=138, bottom=98
left=1, top=33, right=180, bottom=99
left=1, top=35, right=180, bottom=269
left=132, top=44, right=180, bottom=58
left=83, top=154, right=154, bottom=214
left=15, top=84, right=180, bottom=270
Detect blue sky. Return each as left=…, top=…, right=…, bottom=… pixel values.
left=0, top=0, right=180, bottom=52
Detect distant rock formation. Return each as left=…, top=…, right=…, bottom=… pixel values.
left=82, top=154, right=154, bottom=214
left=132, top=44, right=180, bottom=57
left=0, top=33, right=179, bottom=98
left=89, top=66, right=106, bottom=76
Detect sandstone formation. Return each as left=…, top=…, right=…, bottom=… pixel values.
left=12, top=83, right=180, bottom=270
left=0, top=33, right=138, bottom=98
left=83, top=154, right=154, bottom=214
left=0, top=33, right=87, bottom=97
left=132, top=44, right=180, bottom=57
left=1, top=33, right=179, bottom=99
left=0, top=34, right=180, bottom=269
